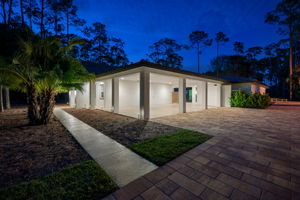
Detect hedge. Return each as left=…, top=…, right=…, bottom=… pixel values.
left=230, top=89, right=271, bottom=109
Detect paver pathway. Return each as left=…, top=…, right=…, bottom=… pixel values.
left=53, top=108, right=157, bottom=187
left=104, top=102, right=300, bottom=200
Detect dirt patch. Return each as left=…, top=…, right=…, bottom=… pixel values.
left=0, top=108, right=90, bottom=188
left=63, top=108, right=180, bottom=147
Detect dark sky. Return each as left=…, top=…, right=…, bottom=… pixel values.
left=74, top=0, right=282, bottom=73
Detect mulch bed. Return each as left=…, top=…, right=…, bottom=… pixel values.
left=63, top=108, right=180, bottom=147
left=0, top=108, right=91, bottom=189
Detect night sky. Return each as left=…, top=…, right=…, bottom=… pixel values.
left=74, top=0, right=282, bottom=73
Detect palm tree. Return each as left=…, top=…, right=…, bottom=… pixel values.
left=1, top=34, right=94, bottom=124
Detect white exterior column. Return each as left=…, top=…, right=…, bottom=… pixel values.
left=112, top=77, right=119, bottom=113
left=140, top=70, right=150, bottom=120
left=216, top=84, right=221, bottom=107
left=201, top=81, right=208, bottom=110
left=90, top=81, right=96, bottom=109
left=69, top=90, right=76, bottom=108
left=221, top=85, right=232, bottom=107
left=179, top=78, right=186, bottom=113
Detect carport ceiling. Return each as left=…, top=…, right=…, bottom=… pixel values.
left=150, top=73, right=179, bottom=85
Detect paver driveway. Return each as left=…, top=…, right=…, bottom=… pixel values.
left=104, top=102, right=300, bottom=200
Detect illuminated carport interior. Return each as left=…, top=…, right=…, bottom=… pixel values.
left=118, top=73, right=140, bottom=118
left=186, top=79, right=206, bottom=112
left=207, top=82, right=221, bottom=108
left=149, top=73, right=179, bottom=118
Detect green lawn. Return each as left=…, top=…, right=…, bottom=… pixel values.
left=0, top=160, right=118, bottom=200
left=130, top=129, right=212, bottom=166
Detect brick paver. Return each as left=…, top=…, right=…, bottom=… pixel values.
left=105, top=102, right=300, bottom=200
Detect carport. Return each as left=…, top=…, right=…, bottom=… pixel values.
left=71, top=61, right=230, bottom=119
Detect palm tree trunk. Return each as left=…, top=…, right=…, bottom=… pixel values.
left=27, top=84, right=40, bottom=124
left=0, top=86, right=4, bottom=112
left=5, top=87, right=10, bottom=109
left=39, top=89, right=56, bottom=124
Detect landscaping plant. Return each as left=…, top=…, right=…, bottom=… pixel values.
left=1, top=29, right=94, bottom=124
left=230, top=89, right=271, bottom=109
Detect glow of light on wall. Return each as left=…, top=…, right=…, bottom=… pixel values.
left=99, top=82, right=104, bottom=85
left=120, top=77, right=125, bottom=80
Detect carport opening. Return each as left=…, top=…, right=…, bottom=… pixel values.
left=95, top=79, right=112, bottom=111
left=186, top=79, right=206, bottom=112
left=150, top=73, right=179, bottom=118
left=207, top=82, right=221, bottom=108
left=118, top=73, right=140, bottom=118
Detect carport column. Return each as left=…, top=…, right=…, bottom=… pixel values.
left=179, top=78, right=186, bottom=113
left=90, top=81, right=96, bottom=109
left=202, top=81, right=208, bottom=110
left=140, top=70, right=150, bottom=120
left=216, top=84, right=222, bottom=107
left=112, top=77, right=119, bottom=113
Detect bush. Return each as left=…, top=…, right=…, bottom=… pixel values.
left=0, top=160, right=118, bottom=200
left=230, top=90, right=271, bottom=109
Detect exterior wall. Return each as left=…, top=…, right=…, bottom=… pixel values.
left=233, top=83, right=267, bottom=95
left=150, top=83, right=172, bottom=105
left=119, top=80, right=139, bottom=107
left=260, top=86, right=266, bottom=94
left=232, top=83, right=251, bottom=93
left=75, top=82, right=90, bottom=108
left=221, top=85, right=232, bottom=107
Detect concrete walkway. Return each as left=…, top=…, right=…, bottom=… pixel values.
left=53, top=108, right=157, bottom=187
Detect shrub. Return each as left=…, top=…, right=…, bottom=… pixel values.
left=230, top=89, right=271, bottom=109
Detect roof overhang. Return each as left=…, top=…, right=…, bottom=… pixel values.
left=95, top=61, right=228, bottom=84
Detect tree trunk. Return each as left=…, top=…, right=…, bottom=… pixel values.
left=40, top=0, right=44, bottom=38
left=29, top=0, right=32, bottom=29
left=66, top=10, right=69, bottom=41
left=27, top=84, right=40, bottom=125
left=1, top=0, right=7, bottom=24
left=5, top=87, right=10, bottom=109
left=39, top=89, right=56, bottom=124
left=7, top=0, right=13, bottom=25
left=216, top=42, right=220, bottom=77
left=0, top=86, right=4, bottom=112
left=197, top=43, right=200, bottom=73
left=289, top=37, right=293, bottom=100
left=20, top=0, right=24, bottom=26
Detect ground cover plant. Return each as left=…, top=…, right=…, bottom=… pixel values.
left=130, top=129, right=212, bottom=166
left=0, top=160, right=118, bottom=200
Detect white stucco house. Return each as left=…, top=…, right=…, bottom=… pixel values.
left=69, top=60, right=268, bottom=120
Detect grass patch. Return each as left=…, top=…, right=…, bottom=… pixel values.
left=130, top=129, right=212, bottom=166
left=0, top=160, right=118, bottom=200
